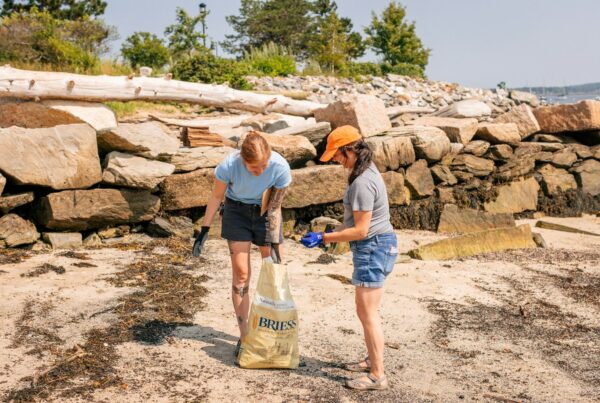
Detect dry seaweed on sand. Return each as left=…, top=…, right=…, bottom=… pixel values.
left=0, top=248, right=35, bottom=265
left=308, top=253, right=338, bottom=265
left=6, top=238, right=211, bottom=401
left=21, top=263, right=66, bottom=277
left=72, top=262, right=97, bottom=268
left=326, top=273, right=352, bottom=285
left=57, top=251, right=91, bottom=260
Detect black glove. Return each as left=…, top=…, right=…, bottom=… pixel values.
left=270, top=244, right=281, bottom=264
left=192, top=226, right=210, bottom=257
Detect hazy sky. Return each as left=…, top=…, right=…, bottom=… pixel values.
left=103, top=0, right=600, bottom=89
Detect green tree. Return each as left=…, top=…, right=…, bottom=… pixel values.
left=223, top=0, right=313, bottom=58
left=121, top=32, right=170, bottom=70
left=1, top=0, right=107, bottom=19
left=171, top=52, right=251, bottom=90
left=164, top=6, right=208, bottom=60
left=364, top=1, right=430, bottom=70
left=0, top=7, right=115, bottom=70
left=308, top=0, right=365, bottom=73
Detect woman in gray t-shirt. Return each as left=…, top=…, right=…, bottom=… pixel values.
left=301, top=125, right=398, bottom=391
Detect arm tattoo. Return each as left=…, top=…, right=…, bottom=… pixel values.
left=265, top=187, right=287, bottom=243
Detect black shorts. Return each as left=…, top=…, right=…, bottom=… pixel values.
left=221, top=198, right=283, bottom=246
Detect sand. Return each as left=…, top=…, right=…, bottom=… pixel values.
left=1, top=215, right=599, bottom=402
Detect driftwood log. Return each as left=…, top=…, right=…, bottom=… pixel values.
left=0, top=66, right=326, bottom=117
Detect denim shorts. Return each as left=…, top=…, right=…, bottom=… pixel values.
left=350, top=232, right=398, bottom=288
left=221, top=198, right=283, bottom=246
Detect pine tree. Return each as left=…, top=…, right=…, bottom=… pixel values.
left=308, top=0, right=365, bottom=73
left=364, top=1, right=430, bottom=69
left=1, top=0, right=107, bottom=19
left=164, top=7, right=209, bottom=60
left=223, top=0, right=313, bottom=58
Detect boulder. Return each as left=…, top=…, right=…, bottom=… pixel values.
left=532, top=100, right=600, bottom=133
left=532, top=134, right=563, bottom=143
left=409, top=224, right=536, bottom=260
left=494, top=104, right=541, bottom=139
left=526, top=142, right=565, bottom=152
left=97, top=225, right=130, bottom=239
left=496, top=154, right=536, bottom=180
left=514, top=143, right=543, bottom=157
left=405, top=160, right=435, bottom=198
left=0, top=124, right=102, bottom=190
left=407, top=116, right=478, bottom=145
left=430, top=164, right=458, bottom=185
left=37, top=189, right=160, bottom=231
left=310, top=216, right=341, bottom=233
left=567, top=144, right=593, bottom=159
left=0, top=101, right=82, bottom=128
left=366, top=135, right=416, bottom=171
left=488, top=144, right=513, bottom=161
left=550, top=149, right=578, bottom=169
left=593, top=145, right=600, bottom=160
left=432, top=99, right=491, bottom=119
left=450, top=154, right=494, bottom=177
left=98, top=121, right=180, bottom=159
left=384, top=126, right=450, bottom=163
left=0, top=192, right=34, bottom=214
left=484, top=177, right=540, bottom=213
left=314, top=95, right=391, bottom=137
left=83, top=233, right=103, bottom=247
left=0, top=214, right=39, bottom=247
left=147, top=216, right=194, bottom=238
left=437, top=187, right=456, bottom=204
left=102, top=152, right=175, bottom=190
left=160, top=168, right=215, bottom=210
left=464, top=140, right=490, bottom=157
left=272, top=122, right=332, bottom=147
left=42, top=100, right=117, bottom=133
left=284, top=165, right=347, bottom=208
left=241, top=113, right=289, bottom=133
left=381, top=171, right=411, bottom=206
left=571, top=159, right=600, bottom=196
left=437, top=204, right=515, bottom=234
left=476, top=123, right=521, bottom=145
left=509, top=90, right=540, bottom=107
left=42, top=232, right=83, bottom=249
left=240, top=131, right=316, bottom=168
left=534, top=151, right=554, bottom=163
left=0, top=173, right=5, bottom=195
left=537, top=164, right=577, bottom=195
left=165, top=146, right=235, bottom=172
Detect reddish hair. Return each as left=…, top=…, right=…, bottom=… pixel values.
left=240, top=131, right=271, bottom=163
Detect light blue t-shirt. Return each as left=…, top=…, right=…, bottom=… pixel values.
left=215, top=150, right=292, bottom=205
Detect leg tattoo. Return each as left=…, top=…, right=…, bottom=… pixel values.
left=233, top=284, right=250, bottom=297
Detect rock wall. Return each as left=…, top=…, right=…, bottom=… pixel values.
left=0, top=92, right=599, bottom=250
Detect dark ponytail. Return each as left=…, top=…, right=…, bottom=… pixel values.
left=340, top=139, right=373, bottom=185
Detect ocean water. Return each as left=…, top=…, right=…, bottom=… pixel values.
left=540, top=93, right=600, bottom=105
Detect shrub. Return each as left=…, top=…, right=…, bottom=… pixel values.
left=171, top=52, right=252, bottom=90
left=346, top=62, right=382, bottom=77
left=0, top=8, right=115, bottom=72
left=243, top=42, right=296, bottom=76
left=380, top=62, right=425, bottom=79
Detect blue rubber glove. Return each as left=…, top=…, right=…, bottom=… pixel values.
left=301, top=232, right=324, bottom=248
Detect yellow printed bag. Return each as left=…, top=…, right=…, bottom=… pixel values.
left=238, top=257, right=299, bottom=369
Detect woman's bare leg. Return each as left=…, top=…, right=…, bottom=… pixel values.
left=355, top=286, right=385, bottom=378
left=229, top=241, right=252, bottom=338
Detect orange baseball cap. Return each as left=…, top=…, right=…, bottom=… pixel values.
left=320, top=125, right=362, bottom=162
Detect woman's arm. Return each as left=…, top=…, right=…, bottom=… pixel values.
left=265, top=187, right=287, bottom=243
left=323, top=211, right=371, bottom=244
left=201, top=179, right=228, bottom=227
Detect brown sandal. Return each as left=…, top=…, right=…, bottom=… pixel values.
left=345, top=374, right=388, bottom=390
left=343, top=357, right=371, bottom=372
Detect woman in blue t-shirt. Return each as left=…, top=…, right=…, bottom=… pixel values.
left=192, top=131, right=292, bottom=358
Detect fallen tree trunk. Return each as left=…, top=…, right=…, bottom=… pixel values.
left=0, top=66, right=326, bottom=117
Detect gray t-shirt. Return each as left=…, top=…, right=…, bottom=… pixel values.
left=343, top=162, right=394, bottom=238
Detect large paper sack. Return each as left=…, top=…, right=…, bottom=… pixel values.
left=238, top=257, right=299, bottom=368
